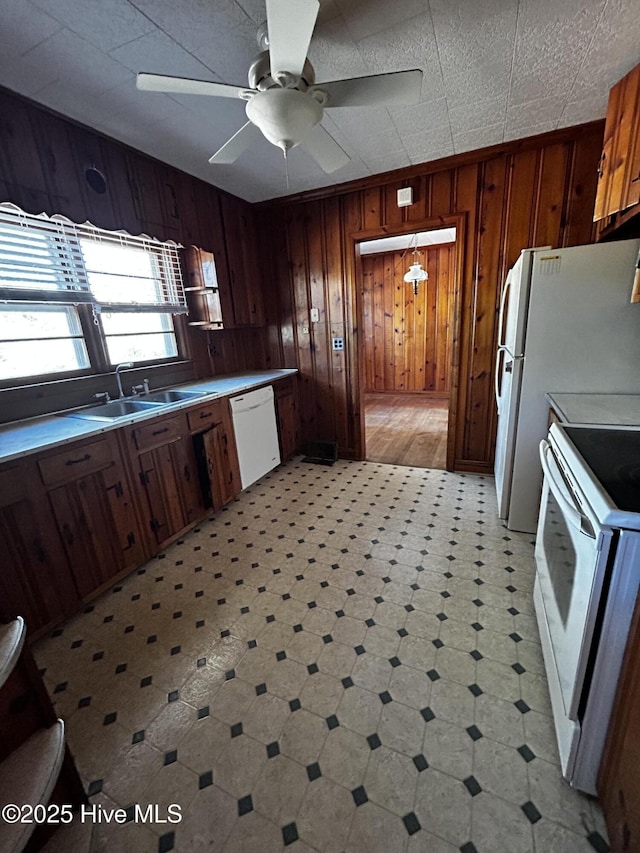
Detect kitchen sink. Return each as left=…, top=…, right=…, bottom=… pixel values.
left=142, top=389, right=207, bottom=403
left=65, top=399, right=163, bottom=421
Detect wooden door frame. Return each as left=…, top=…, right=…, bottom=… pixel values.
left=348, top=213, right=466, bottom=471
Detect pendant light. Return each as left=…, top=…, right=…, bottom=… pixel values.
left=403, top=234, right=428, bottom=295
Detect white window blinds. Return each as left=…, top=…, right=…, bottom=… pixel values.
left=0, top=203, right=187, bottom=312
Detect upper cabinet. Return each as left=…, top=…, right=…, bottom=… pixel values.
left=594, top=62, right=640, bottom=222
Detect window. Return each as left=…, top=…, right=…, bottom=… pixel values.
left=0, top=203, right=187, bottom=383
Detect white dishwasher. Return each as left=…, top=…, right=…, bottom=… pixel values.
left=230, top=385, right=281, bottom=489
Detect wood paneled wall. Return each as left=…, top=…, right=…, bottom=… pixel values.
left=0, top=87, right=271, bottom=399
left=362, top=243, right=455, bottom=394
left=262, top=123, right=604, bottom=470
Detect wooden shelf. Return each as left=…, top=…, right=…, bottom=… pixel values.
left=0, top=720, right=65, bottom=853
left=0, top=617, right=25, bottom=690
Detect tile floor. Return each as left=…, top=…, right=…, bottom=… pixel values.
left=35, top=458, right=610, bottom=853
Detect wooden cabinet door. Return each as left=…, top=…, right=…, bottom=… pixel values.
left=201, top=423, right=238, bottom=510
left=275, top=390, right=298, bottom=461
left=139, top=436, right=204, bottom=547
left=48, top=466, right=139, bottom=598
left=0, top=462, right=78, bottom=634
left=599, top=593, right=640, bottom=852
left=594, top=62, right=640, bottom=220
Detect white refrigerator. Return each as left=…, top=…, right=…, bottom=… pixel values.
left=494, top=238, right=640, bottom=533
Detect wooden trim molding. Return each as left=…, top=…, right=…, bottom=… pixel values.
left=259, top=121, right=605, bottom=207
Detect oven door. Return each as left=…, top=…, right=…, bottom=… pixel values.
left=535, top=439, right=612, bottom=723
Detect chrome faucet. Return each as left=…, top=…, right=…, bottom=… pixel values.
left=114, top=362, right=133, bottom=398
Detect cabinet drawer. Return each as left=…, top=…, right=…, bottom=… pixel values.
left=132, top=415, right=183, bottom=451
left=187, top=401, right=222, bottom=432
left=38, top=438, right=114, bottom=486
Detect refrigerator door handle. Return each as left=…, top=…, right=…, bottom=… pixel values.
left=495, top=345, right=507, bottom=409
left=497, top=273, right=512, bottom=349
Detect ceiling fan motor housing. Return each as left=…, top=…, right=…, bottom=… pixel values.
left=245, top=88, right=323, bottom=152
left=248, top=51, right=316, bottom=91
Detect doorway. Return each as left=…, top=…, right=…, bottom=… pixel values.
left=355, top=223, right=461, bottom=470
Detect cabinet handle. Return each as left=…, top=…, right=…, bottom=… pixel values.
left=184, top=464, right=191, bottom=482
left=596, top=151, right=606, bottom=178
left=200, top=411, right=212, bottom=419
left=65, top=452, right=91, bottom=466
left=62, top=523, right=74, bottom=546
left=152, top=427, right=169, bottom=436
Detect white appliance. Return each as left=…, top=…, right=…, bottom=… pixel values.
left=495, top=238, right=640, bottom=533
left=535, top=422, right=640, bottom=793
left=230, top=385, right=281, bottom=489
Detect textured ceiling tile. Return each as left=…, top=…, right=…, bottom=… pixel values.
left=129, top=0, right=247, bottom=52
left=363, top=150, right=413, bottom=173
left=560, top=94, right=608, bottom=126
left=328, top=105, right=396, bottom=141
left=334, top=0, right=428, bottom=42
left=508, top=0, right=605, bottom=106
left=453, top=122, right=503, bottom=154
left=355, top=13, right=443, bottom=91
left=503, top=119, right=558, bottom=142
left=388, top=98, right=449, bottom=136
left=430, top=0, right=518, bottom=103
left=447, top=94, right=507, bottom=134
left=0, top=54, right=60, bottom=98
left=402, top=125, right=454, bottom=164
left=308, top=15, right=368, bottom=81
left=28, top=0, right=156, bottom=52
left=0, top=0, right=62, bottom=59
left=109, top=29, right=218, bottom=79
left=190, top=18, right=261, bottom=86
left=23, top=28, right=132, bottom=96
left=353, top=128, right=408, bottom=160
left=505, top=97, right=564, bottom=135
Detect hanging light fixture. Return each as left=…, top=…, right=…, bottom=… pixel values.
left=403, top=234, right=428, bottom=295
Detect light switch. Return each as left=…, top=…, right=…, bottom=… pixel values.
left=310, top=307, right=319, bottom=323
left=332, top=337, right=344, bottom=351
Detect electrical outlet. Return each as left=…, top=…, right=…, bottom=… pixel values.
left=332, top=337, right=344, bottom=351
left=310, top=307, right=319, bottom=323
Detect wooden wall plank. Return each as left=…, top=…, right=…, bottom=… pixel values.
left=533, top=142, right=569, bottom=248
left=361, top=244, right=455, bottom=395
left=0, top=88, right=272, bottom=389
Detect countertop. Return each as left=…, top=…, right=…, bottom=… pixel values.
left=0, top=369, right=297, bottom=465
left=546, top=392, right=640, bottom=426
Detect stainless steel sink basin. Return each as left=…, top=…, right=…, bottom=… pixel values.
left=65, top=399, right=163, bottom=421
left=142, top=389, right=207, bottom=403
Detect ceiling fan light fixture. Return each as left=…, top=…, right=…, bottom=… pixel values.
left=245, top=88, right=322, bottom=152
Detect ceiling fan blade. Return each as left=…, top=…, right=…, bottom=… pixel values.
left=300, top=124, right=350, bottom=174
left=209, top=122, right=263, bottom=164
left=318, top=69, right=423, bottom=108
left=136, top=72, right=248, bottom=99
left=266, top=0, right=319, bottom=77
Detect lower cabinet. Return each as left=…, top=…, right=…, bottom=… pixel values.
left=0, top=461, right=78, bottom=634
left=125, top=413, right=206, bottom=549
left=38, top=434, right=146, bottom=601
left=190, top=400, right=240, bottom=511
left=1, top=380, right=296, bottom=637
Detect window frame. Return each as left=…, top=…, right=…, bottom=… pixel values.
left=0, top=204, right=190, bottom=388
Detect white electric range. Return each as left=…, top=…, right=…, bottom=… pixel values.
left=535, top=422, right=640, bottom=794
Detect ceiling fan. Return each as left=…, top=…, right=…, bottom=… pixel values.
left=136, top=0, right=423, bottom=174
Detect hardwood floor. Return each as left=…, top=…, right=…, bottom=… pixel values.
left=364, top=393, right=448, bottom=469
